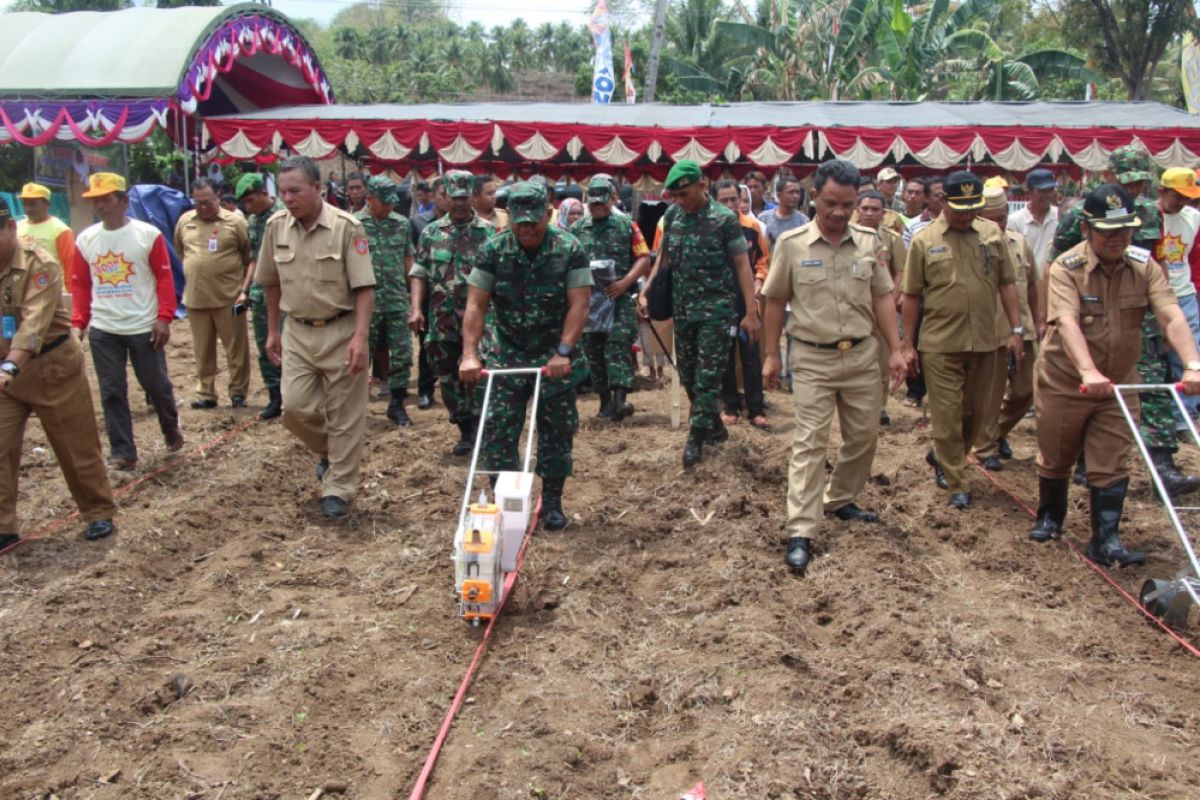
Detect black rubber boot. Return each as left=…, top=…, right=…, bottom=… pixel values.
left=612, top=388, right=634, bottom=420
left=452, top=416, right=477, bottom=456
left=259, top=386, right=282, bottom=420
left=1149, top=446, right=1200, bottom=501
left=386, top=390, right=412, bottom=427
left=706, top=415, right=729, bottom=445
left=1029, top=476, right=1068, bottom=542
left=1085, top=479, right=1146, bottom=567
left=1073, top=454, right=1088, bottom=486
left=682, top=429, right=705, bottom=468
left=596, top=391, right=613, bottom=418
left=541, top=477, right=568, bottom=531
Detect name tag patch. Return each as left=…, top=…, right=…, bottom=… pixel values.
left=1081, top=295, right=1101, bottom=303
left=929, top=245, right=950, bottom=254
left=801, top=259, right=823, bottom=267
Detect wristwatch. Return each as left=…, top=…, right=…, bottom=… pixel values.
left=1186, top=360, right=1200, bottom=372
left=555, top=342, right=573, bottom=358
left=0, top=360, right=19, bottom=378
left=1011, top=326, right=1025, bottom=336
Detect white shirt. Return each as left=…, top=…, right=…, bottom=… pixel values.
left=1158, top=206, right=1200, bottom=299
left=1008, top=204, right=1059, bottom=279
left=75, top=219, right=167, bottom=335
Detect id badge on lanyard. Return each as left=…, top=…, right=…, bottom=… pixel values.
left=208, top=228, right=219, bottom=253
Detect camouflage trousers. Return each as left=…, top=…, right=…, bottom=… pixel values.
left=1138, top=330, right=1178, bottom=451
left=425, top=337, right=483, bottom=422
left=249, top=283, right=281, bottom=391
left=483, top=377, right=578, bottom=479
left=676, top=319, right=734, bottom=432
left=583, top=294, right=637, bottom=393
left=370, top=293, right=412, bottom=392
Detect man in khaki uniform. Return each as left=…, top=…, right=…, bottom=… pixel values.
left=473, top=175, right=509, bottom=232
left=855, top=189, right=907, bottom=423
left=902, top=171, right=1024, bottom=509
left=974, top=186, right=1040, bottom=470
left=174, top=177, right=252, bottom=409
left=1030, top=184, right=1200, bottom=566
left=762, top=160, right=909, bottom=577
left=258, top=156, right=376, bottom=519
left=0, top=198, right=115, bottom=550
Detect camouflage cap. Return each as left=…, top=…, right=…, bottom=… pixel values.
left=366, top=175, right=398, bottom=205
left=445, top=170, right=474, bottom=199
left=586, top=174, right=616, bottom=203
left=1109, top=144, right=1153, bottom=184
left=508, top=181, right=549, bottom=224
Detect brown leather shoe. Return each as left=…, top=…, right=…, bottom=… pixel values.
left=107, top=457, right=137, bottom=471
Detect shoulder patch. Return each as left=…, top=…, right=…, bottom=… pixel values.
left=1125, top=245, right=1151, bottom=264
left=32, top=271, right=50, bottom=288
left=1060, top=253, right=1086, bottom=270
left=354, top=237, right=369, bottom=256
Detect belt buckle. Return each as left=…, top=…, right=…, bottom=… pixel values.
left=836, top=339, right=852, bottom=351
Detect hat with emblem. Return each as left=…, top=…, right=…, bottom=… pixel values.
left=366, top=175, right=398, bottom=204
left=1108, top=144, right=1153, bottom=184
left=1081, top=183, right=1142, bottom=230
left=81, top=172, right=127, bottom=198
left=444, top=170, right=474, bottom=199
left=943, top=170, right=985, bottom=211
left=508, top=181, right=549, bottom=224
left=1160, top=167, right=1200, bottom=199
left=1025, top=168, right=1056, bottom=191
left=982, top=185, right=1008, bottom=211
left=586, top=174, right=616, bottom=203
left=17, top=183, right=51, bottom=201
left=877, top=166, right=901, bottom=182
left=235, top=173, right=265, bottom=199
left=665, top=160, right=702, bottom=191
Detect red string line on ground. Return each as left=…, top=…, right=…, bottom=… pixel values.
left=408, top=498, right=544, bottom=800
left=0, top=418, right=258, bottom=557
left=970, top=460, right=1200, bottom=659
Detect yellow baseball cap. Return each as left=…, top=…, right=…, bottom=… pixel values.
left=983, top=176, right=1010, bottom=190
left=81, top=172, right=127, bottom=198
left=17, top=182, right=51, bottom=201
left=1161, top=167, right=1200, bottom=199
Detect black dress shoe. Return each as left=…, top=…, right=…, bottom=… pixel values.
left=926, top=449, right=949, bottom=490
left=785, top=537, right=811, bottom=576
left=830, top=503, right=879, bottom=523
left=231, top=395, right=247, bottom=409
left=0, top=533, right=19, bottom=550
left=417, top=392, right=433, bottom=410
left=998, top=438, right=1013, bottom=459
left=982, top=455, right=1003, bottom=472
left=84, top=520, right=115, bottom=541
left=191, top=398, right=218, bottom=409
left=879, top=410, right=890, bottom=426
left=320, top=496, right=348, bottom=519
left=948, top=492, right=971, bottom=510
left=316, top=458, right=330, bottom=482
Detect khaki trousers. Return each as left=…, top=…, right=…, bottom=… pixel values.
left=874, top=329, right=890, bottom=407
left=188, top=306, right=250, bottom=401
left=784, top=338, right=881, bottom=540
left=975, top=341, right=1036, bottom=458
left=1035, top=367, right=1133, bottom=489
left=281, top=313, right=368, bottom=502
left=922, top=348, right=1002, bottom=493
left=0, top=338, right=115, bottom=532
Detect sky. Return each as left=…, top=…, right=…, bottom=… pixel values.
left=270, top=0, right=597, bottom=29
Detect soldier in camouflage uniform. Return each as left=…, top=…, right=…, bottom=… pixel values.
left=410, top=171, right=494, bottom=454
left=571, top=175, right=652, bottom=420
left=1051, top=144, right=1200, bottom=499
left=638, top=160, right=760, bottom=468
left=236, top=173, right=285, bottom=420
left=459, top=182, right=592, bottom=531
left=356, top=176, right=414, bottom=426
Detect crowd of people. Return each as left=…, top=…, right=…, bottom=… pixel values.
left=2, top=144, right=1199, bottom=581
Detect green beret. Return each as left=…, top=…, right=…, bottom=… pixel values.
left=366, top=175, right=398, bottom=205
left=508, top=181, right=549, bottom=223
left=235, top=173, right=265, bottom=199
left=665, top=160, right=702, bottom=190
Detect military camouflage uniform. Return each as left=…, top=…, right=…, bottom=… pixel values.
left=571, top=208, right=645, bottom=394
left=662, top=197, right=749, bottom=431
left=411, top=193, right=493, bottom=423
left=248, top=198, right=285, bottom=390
left=467, top=216, right=592, bottom=479
left=356, top=177, right=413, bottom=392
left=1053, top=146, right=1171, bottom=448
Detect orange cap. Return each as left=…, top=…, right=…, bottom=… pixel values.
left=81, top=172, right=127, bottom=198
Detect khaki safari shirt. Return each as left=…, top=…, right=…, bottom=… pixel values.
left=173, top=207, right=251, bottom=309
left=1041, top=242, right=1176, bottom=388
left=763, top=221, right=893, bottom=343
left=991, top=229, right=1037, bottom=347
left=903, top=216, right=1016, bottom=353
left=255, top=203, right=376, bottom=322
left=0, top=241, right=71, bottom=358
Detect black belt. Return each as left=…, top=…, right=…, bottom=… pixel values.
left=35, top=334, right=69, bottom=357
left=292, top=309, right=352, bottom=328
left=796, top=337, right=864, bottom=351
